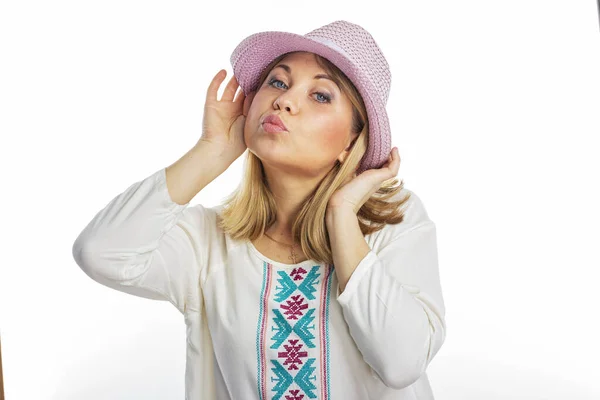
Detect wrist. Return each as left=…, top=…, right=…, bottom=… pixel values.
left=326, top=205, right=356, bottom=227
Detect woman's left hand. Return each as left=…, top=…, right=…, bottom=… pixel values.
left=327, top=147, right=401, bottom=215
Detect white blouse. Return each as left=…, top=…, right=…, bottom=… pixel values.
left=72, top=167, right=446, bottom=399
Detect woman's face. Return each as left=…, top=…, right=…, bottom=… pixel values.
left=244, top=51, right=357, bottom=177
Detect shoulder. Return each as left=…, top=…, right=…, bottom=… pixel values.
left=394, top=186, right=432, bottom=228
left=366, top=186, right=434, bottom=249
left=175, top=203, right=230, bottom=282
left=178, top=203, right=221, bottom=227
left=174, top=203, right=226, bottom=241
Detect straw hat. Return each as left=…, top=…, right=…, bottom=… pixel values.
left=230, top=20, right=392, bottom=175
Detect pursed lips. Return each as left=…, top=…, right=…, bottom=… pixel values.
left=262, top=114, right=288, bottom=131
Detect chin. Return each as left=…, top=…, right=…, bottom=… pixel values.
left=251, top=146, right=282, bottom=163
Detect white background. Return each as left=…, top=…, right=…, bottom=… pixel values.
left=1, top=0, right=599, bottom=399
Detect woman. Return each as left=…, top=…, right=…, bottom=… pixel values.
left=73, top=20, right=446, bottom=400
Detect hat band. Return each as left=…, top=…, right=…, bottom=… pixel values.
left=307, top=35, right=352, bottom=60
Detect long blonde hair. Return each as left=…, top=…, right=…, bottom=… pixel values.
left=218, top=51, right=411, bottom=265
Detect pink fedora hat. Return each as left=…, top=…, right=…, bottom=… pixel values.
left=230, top=20, right=392, bottom=175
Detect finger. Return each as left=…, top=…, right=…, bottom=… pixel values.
left=242, top=90, right=255, bottom=117
left=233, top=86, right=246, bottom=105
left=383, top=148, right=397, bottom=174
left=391, top=148, right=400, bottom=173
left=221, top=74, right=240, bottom=102
left=206, top=69, right=227, bottom=103
left=384, top=148, right=395, bottom=165
left=386, top=149, right=394, bottom=162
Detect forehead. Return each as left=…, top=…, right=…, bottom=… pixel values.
left=278, top=52, right=324, bottom=70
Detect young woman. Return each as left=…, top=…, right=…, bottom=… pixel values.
left=73, top=20, right=446, bottom=400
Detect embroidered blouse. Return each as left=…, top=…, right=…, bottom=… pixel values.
left=72, top=167, right=446, bottom=399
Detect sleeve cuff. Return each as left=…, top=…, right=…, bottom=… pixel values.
left=336, top=250, right=378, bottom=305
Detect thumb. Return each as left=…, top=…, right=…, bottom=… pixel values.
left=233, top=114, right=246, bottom=129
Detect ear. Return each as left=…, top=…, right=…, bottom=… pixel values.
left=337, top=132, right=359, bottom=164
left=243, top=90, right=257, bottom=117
left=337, top=149, right=350, bottom=164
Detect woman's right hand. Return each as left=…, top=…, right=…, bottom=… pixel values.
left=199, top=69, right=256, bottom=163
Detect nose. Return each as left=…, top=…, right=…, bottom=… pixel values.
left=273, top=88, right=301, bottom=113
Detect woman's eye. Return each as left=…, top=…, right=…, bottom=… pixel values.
left=268, top=78, right=287, bottom=89
left=267, top=77, right=331, bottom=104
left=315, top=93, right=331, bottom=103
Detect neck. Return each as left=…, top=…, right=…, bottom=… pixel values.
left=264, top=228, right=297, bottom=246
left=262, top=162, right=326, bottom=238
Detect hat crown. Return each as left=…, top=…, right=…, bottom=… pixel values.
left=305, top=20, right=391, bottom=104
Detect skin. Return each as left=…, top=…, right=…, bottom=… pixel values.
left=243, top=51, right=359, bottom=243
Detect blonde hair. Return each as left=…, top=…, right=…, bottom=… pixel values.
left=218, top=51, right=411, bottom=265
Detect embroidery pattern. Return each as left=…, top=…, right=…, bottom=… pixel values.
left=256, top=263, right=334, bottom=400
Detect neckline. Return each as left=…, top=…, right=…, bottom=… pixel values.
left=245, top=239, right=320, bottom=268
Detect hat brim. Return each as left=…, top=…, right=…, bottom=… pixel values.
left=230, top=30, right=391, bottom=174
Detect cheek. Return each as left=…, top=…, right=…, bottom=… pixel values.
left=246, top=101, right=260, bottom=122
left=244, top=99, right=264, bottom=135
left=247, top=90, right=267, bottom=118
left=312, top=116, right=349, bottom=150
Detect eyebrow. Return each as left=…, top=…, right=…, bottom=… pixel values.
left=272, top=64, right=340, bottom=91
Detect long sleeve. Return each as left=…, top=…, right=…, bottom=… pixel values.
left=72, top=167, right=207, bottom=315
left=335, top=220, right=446, bottom=390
